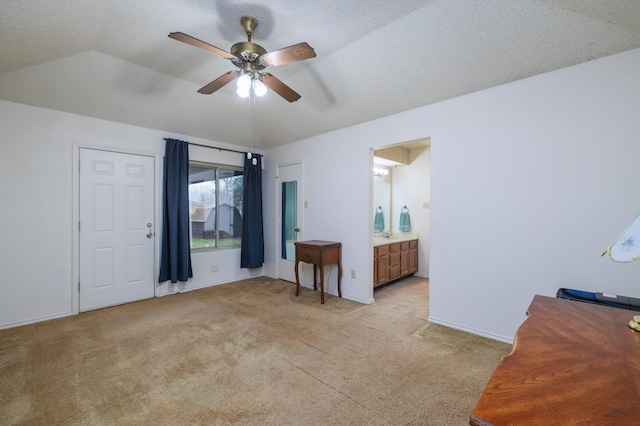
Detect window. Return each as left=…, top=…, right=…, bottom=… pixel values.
left=188, top=162, right=243, bottom=250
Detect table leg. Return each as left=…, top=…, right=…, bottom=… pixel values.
left=337, top=259, right=342, bottom=298
left=313, top=264, right=318, bottom=291
left=295, top=260, right=300, bottom=296
left=320, top=264, right=325, bottom=304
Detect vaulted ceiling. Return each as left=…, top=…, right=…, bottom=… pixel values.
left=2, top=0, right=640, bottom=149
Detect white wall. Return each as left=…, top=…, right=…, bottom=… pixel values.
left=0, top=100, right=260, bottom=329
left=264, top=48, right=640, bottom=342
left=263, top=131, right=375, bottom=303
left=3, top=48, right=640, bottom=340
left=428, top=48, right=640, bottom=342
left=263, top=128, right=433, bottom=305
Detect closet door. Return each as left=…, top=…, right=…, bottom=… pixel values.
left=277, top=162, right=303, bottom=283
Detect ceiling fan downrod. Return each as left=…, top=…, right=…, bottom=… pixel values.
left=240, top=16, right=258, bottom=42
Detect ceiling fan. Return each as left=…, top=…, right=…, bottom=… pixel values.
left=169, top=16, right=316, bottom=102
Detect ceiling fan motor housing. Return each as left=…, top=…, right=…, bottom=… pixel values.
left=231, top=42, right=267, bottom=71
left=231, top=16, right=267, bottom=74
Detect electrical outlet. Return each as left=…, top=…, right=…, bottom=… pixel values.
left=351, top=269, right=356, bottom=279
left=211, top=264, right=219, bottom=273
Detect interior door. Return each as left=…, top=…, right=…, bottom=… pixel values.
left=278, top=162, right=303, bottom=282
left=79, top=148, right=155, bottom=312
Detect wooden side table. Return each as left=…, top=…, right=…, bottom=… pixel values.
left=294, top=240, right=342, bottom=304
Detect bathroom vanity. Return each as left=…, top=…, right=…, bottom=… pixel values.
left=373, top=237, right=418, bottom=288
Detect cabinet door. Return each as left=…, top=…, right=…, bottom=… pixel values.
left=375, top=245, right=390, bottom=287
left=400, top=251, right=410, bottom=275
left=376, top=253, right=389, bottom=286
left=409, top=240, right=418, bottom=273
left=373, top=254, right=378, bottom=285
left=400, top=242, right=410, bottom=275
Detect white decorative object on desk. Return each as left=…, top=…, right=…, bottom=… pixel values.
left=602, top=213, right=640, bottom=331
left=603, top=213, right=640, bottom=262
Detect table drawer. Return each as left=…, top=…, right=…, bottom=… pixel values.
left=298, top=249, right=320, bottom=264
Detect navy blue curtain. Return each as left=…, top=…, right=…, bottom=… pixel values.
left=159, top=139, right=193, bottom=283
left=241, top=154, right=264, bottom=268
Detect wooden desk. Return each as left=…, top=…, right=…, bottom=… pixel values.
left=294, top=240, right=342, bottom=304
left=470, top=295, right=640, bottom=425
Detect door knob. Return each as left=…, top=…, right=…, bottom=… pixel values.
left=147, top=222, right=153, bottom=238
left=294, top=228, right=300, bottom=232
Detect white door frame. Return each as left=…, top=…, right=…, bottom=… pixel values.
left=275, top=160, right=304, bottom=281
left=71, top=142, right=162, bottom=315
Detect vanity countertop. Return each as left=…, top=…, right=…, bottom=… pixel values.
left=373, top=234, right=419, bottom=247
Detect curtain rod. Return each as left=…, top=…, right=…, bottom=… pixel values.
left=163, top=138, right=247, bottom=155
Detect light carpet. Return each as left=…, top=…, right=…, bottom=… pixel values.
left=0, top=276, right=511, bottom=425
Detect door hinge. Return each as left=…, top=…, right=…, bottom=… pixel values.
left=78, top=222, right=81, bottom=231
left=78, top=282, right=80, bottom=292
left=78, top=161, right=80, bottom=171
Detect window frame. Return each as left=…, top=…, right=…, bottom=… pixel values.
left=188, top=160, right=243, bottom=253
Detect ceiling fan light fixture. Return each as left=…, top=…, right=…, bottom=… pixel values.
left=237, top=73, right=252, bottom=90
left=236, top=86, right=250, bottom=98
left=253, top=78, right=267, bottom=97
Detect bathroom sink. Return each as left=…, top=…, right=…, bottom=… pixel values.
left=373, top=234, right=419, bottom=246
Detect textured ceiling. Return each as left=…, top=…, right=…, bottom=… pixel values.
left=2, top=0, right=640, bottom=149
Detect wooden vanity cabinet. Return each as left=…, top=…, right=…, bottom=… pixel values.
left=374, top=239, right=418, bottom=288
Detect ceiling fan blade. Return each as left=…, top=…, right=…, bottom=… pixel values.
left=197, top=71, right=238, bottom=94
left=261, top=73, right=301, bottom=102
left=259, top=42, right=316, bottom=67
left=168, top=32, right=235, bottom=59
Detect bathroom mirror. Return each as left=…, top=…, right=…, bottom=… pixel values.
left=373, top=180, right=390, bottom=233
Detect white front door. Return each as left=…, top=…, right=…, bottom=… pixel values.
left=79, top=148, right=155, bottom=312
left=277, top=162, right=303, bottom=282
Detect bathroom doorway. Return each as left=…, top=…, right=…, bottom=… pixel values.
left=371, top=137, right=431, bottom=293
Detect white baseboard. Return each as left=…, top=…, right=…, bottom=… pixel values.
left=0, top=311, right=72, bottom=330
left=427, top=316, right=514, bottom=345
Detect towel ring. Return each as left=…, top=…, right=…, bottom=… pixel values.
left=376, top=206, right=383, bottom=212
left=401, top=206, right=409, bottom=213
